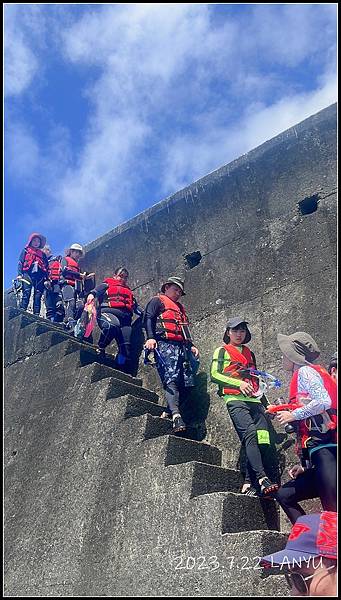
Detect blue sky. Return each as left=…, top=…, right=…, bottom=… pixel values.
left=4, top=3, right=337, bottom=288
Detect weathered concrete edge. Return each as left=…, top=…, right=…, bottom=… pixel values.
left=84, top=103, right=336, bottom=253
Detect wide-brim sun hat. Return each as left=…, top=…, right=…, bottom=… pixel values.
left=28, top=232, right=46, bottom=248
left=161, top=276, right=186, bottom=296
left=277, top=331, right=320, bottom=366
left=223, top=317, right=251, bottom=344
left=66, top=243, right=85, bottom=257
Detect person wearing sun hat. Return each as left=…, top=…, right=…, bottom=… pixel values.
left=210, top=317, right=279, bottom=497
left=17, top=232, right=49, bottom=315
left=143, top=276, right=199, bottom=433
left=272, top=331, right=337, bottom=524
left=328, top=351, right=337, bottom=382
left=260, top=511, right=337, bottom=596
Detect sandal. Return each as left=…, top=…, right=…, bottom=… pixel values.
left=241, top=485, right=258, bottom=497
left=160, top=411, right=172, bottom=419
left=259, top=478, right=279, bottom=496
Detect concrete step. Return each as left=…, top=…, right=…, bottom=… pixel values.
left=19, top=313, right=42, bottom=330
left=190, top=462, right=243, bottom=497
left=221, top=528, right=288, bottom=561
left=110, top=394, right=164, bottom=418
left=5, top=320, right=68, bottom=365
left=165, top=435, right=222, bottom=467
left=105, top=376, right=159, bottom=405
left=4, top=306, right=21, bottom=321
left=64, top=339, right=118, bottom=368
left=6, top=307, right=96, bottom=348
left=141, top=413, right=214, bottom=441
left=163, top=460, right=243, bottom=497
left=5, top=308, right=150, bottom=390
left=27, top=327, right=67, bottom=352
left=89, top=361, right=143, bottom=388
left=192, top=491, right=280, bottom=533
left=32, top=329, right=70, bottom=352
left=129, top=428, right=222, bottom=467
left=4, top=312, right=30, bottom=364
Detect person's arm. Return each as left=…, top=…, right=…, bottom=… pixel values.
left=291, top=366, right=332, bottom=420
left=211, top=347, right=254, bottom=395
left=86, top=283, right=108, bottom=303
left=133, top=296, right=144, bottom=317
left=42, top=254, right=49, bottom=279
left=17, top=249, right=26, bottom=276
left=143, top=297, right=163, bottom=339
left=210, top=347, right=243, bottom=389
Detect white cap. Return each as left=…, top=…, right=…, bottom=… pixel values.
left=70, top=243, right=84, bottom=253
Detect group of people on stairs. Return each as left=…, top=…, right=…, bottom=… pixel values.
left=14, top=232, right=337, bottom=542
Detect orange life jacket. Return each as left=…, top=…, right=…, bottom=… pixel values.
left=222, top=344, right=259, bottom=396
left=289, top=364, right=337, bottom=457
left=103, top=277, right=134, bottom=312
left=48, top=257, right=62, bottom=282
left=63, top=256, right=80, bottom=286
left=22, top=246, right=48, bottom=273
left=156, top=294, right=190, bottom=342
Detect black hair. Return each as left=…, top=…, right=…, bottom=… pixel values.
left=115, top=267, right=129, bottom=277
left=328, top=359, right=337, bottom=375
left=322, top=557, right=337, bottom=570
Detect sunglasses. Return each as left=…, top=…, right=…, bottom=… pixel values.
left=284, top=572, right=313, bottom=595
left=285, top=563, right=336, bottom=594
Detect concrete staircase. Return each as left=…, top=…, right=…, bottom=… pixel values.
left=4, top=307, right=289, bottom=596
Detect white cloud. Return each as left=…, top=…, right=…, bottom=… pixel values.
left=4, top=5, right=39, bottom=96
left=243, top=4, right=337, bottom=68
left=161, top=71, right=337, bottom=194
left=5, top=4, right=337, bottom=243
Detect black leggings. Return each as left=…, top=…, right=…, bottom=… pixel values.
left=274, top=446, right=337, bottom=524
left=97, top=309, right=132, bottom=358
left=61, top=285, right=84, bottom=323
left=45, top=287, right=64, bottom=322
left=20, top=273, right=45, bottom=314
left=164, top=380, right=191, bottom=417
left=227, top=401, right=272, bottom=482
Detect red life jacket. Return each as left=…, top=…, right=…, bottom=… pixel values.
left=64, top=256, right=80, bottom=286
left=289, top=365, right=337, bottom=456
left=103, top=277, right=134, bottom=312
left=22, top=246, right=48, bottom=273
left=156, top=294, right=190, bottom=342
left=48, top=257, right=62, bottom=282
left=222, top=344, right=259, bottom=396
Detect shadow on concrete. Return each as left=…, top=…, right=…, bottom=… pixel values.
left=179, top=372, right=211, bottom=442
left=130, top=316, right=146, bottom=377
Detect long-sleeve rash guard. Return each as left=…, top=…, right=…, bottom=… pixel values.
left=210, top=345, right=261, bottom=403
left=291, top=365, right=333, bottom=420
left=143, top=296, right=193, bottom=345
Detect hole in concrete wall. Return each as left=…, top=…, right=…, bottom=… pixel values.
left=185, top=251, right=202, bottom=269
left=12, top=450, right=17, bottom=456
left=298, top=194, right=319, bottom=215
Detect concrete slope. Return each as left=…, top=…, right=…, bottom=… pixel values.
left=4, top=309, right=288, bottom=596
